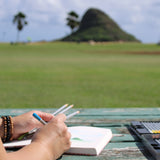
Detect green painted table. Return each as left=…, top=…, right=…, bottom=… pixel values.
left=1, top=108, right=160, bottom=160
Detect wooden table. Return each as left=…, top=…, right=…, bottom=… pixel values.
left=1, top=108, right=159, bottom=160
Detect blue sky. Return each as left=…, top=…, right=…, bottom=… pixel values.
left=0, top=0, right=160, bottom=43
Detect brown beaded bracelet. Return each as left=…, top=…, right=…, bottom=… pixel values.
left=1, top=116, right=13, bottom=142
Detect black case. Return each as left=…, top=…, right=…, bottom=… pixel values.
left=130, top=121, right=160, bottom=160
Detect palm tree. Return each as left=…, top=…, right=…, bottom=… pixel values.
left=13, top=12, right=28, bottom=42
left=66, top=11, right=80, bottom=33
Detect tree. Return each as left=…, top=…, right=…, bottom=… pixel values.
left=13, top=12, right=28, bottom=42
left=66, top=11, right=80, bottom=33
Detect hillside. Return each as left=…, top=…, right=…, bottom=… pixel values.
left=62, top=8, right=139, bottom=42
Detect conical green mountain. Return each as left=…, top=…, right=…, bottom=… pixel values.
left=62, top=8, right=139, bottom=42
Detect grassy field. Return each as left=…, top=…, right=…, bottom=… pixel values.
left=0, top=42, right=160, bottom=108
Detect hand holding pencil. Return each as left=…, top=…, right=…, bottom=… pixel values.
left=33, top=104, right=79, bottom=125
left=12, top=111, right=54, bottom=140
left=18, top=104, right=79, bottom=140
left=33, top=104, right=79, bottom=124
left=31, top=113, right=71, bottom=160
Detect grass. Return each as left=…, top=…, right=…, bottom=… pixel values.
left=0, top=42, right=160, bottom=108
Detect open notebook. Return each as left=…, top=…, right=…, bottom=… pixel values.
left=4, top=126, right=112, bottom=156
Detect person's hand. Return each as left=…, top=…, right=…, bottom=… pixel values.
left=32, top=114, right=71, bottom=160
left=12, top=111, right=54, bottom=139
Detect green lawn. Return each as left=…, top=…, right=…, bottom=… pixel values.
left=0, top=42, right=160, bottom=108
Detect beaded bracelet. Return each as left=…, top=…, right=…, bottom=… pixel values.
left=1, top=116, right=13, bottom=142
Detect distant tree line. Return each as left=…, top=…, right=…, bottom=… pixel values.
left=12, top=11, right=80, bottom=42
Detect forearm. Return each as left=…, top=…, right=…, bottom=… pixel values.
left=1, top=138, right=55, bottom=160
left=0, top=139, right=7, bottom=160
left=7, top=141, right=56, bottom=160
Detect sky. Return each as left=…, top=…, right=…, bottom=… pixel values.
left=0, top=0, right=160, bottom=43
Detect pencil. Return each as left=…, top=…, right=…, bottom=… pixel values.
left=53, top=104, right=68, bottom=116
left=59, top=104, right=74, bottom=114
left=33, top=113, right=47, bottom=125
left=67, top=111, right=80, bottom=119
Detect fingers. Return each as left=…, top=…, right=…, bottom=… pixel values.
left=38, top=112, right=54, bottom=122
left=33, top=111, right=54, bottom=122
left=48, top=114, right=68, bottom=138
left=65, top=131, right=71, bottom=149
left=30, top=111, right=66, bottom=123
left=53, top=113, right=66, bottom=122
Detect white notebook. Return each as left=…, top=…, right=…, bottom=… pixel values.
left=4, top=126, right=112, bottom=156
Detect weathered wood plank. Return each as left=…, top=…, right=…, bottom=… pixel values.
left=62, top=142, right=148, bottom=160
left=1, top=108, right=160, bottom=116
left=111, top=134, right=136, bottom=142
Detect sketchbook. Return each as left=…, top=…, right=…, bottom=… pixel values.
left=4, top=126, right=112, bottom=156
